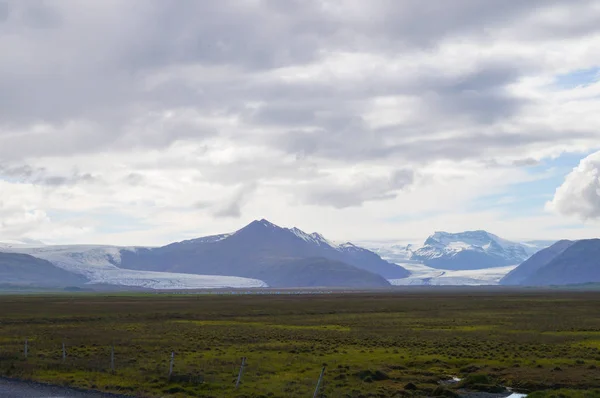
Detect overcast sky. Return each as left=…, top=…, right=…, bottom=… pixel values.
left=1, top=0, right=600, bottom=246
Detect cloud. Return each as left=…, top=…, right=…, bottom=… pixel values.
left=0, top=162, right=99, bottom=186
left=213, top=183, right=258, bottom=218
left=1, top=1, right=600, bottom=243
left=547, top=151, right=600, bottom=220
left=299, top=169, right=415, bottom=208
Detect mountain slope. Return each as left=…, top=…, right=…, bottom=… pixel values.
left=518, top=239, right=600, bottom=286
left=118, top=219, right=404, bottom=287
left=500, top=240, right=575, bottom=285
left=252, top=257, right=390, bottom=288
left=410, top=231, right=534, bottom=270
left=0, top=252, right=87, bottom=287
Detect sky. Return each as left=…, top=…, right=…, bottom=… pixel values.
left=1, top=0, right=600, bottom=246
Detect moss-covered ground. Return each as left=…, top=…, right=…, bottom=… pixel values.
left=0, top=291, right=599, bottom=397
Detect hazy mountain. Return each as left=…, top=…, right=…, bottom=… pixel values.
left=0, top=239, right=47, bottom=249
left=118, top=219, right=406, bottom=287
left=0, top=252, right=87, bottom=287
left=516, top=239, right=600, bottom=286
left=500, top=240, right=575, bottom=285
left=520, top=240, right=559, bottom=256
left=410, top=231, right=536, bottom=270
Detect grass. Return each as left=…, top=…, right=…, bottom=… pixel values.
left=0, top=291, right=599, bottom=397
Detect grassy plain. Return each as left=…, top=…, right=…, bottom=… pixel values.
left=0, top=291, right=599, bottom=397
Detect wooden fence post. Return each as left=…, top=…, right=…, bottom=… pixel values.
left=24, top=339, right=28, bottom=359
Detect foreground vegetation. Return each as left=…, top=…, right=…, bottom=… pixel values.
left=0, top=291, right=599, bottom=397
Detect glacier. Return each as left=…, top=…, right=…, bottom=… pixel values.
left=3, top=244, right=267, bottom=290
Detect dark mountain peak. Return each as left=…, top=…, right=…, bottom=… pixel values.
left=252, top=219, right=280, bottom=229
left=236, top=219, right=283, bottom=234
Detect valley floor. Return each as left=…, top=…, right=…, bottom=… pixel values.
left=0, top=292, right=599, bottom=397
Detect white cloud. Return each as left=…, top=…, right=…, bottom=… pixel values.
left=547, top=151, right=600, bottom=220
left=1, top=1, right=600, bottom=244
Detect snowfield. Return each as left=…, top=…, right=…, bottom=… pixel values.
left=4, top=244, right=268, bottom=290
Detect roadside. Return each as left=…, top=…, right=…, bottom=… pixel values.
left=0, top=377, right=133, bottom=398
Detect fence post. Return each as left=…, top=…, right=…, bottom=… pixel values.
left=313, top=366, right=326, bottom=398
left=24, top=339, right=28, bottom=359
left=62, top=342, right=66, bottom=363
left=168, top=351, right=175, bottom=379
left=110, top=346, right=115, bottom=372
left=235, top=357, right=246, bottom=389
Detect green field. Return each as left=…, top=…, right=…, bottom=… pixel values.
left=1, top=291, right=600, bottom=397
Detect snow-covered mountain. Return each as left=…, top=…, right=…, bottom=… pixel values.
left=366, top=231, right=554, bottom=273
left=409, top=231, right=531, bottom=270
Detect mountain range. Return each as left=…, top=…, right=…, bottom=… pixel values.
left=2, top=222, right=599, bottom=290
left=1, top=220, right=408, bottom=289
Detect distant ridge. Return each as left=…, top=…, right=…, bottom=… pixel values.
left=506, top=239, right=600, bottom=286
left=0, top=252, right=87, bottom=287
left=501, top=240, right=575, bottom=285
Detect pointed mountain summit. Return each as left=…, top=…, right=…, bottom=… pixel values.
left=118, top=219, right=408, bottom=287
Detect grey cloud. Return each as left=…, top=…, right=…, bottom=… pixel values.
left=1, top=0, right=600, bottom=211
left=0, top=0, right=558, bottom=131
left=123, top=173, right=145, bottom=186
left=213, top=183, right=258, bottom=218
left=0, top=162, right=99, bottom=186
left=513, top=158, right=541, bottom=167
left=300, top=169, right=415, bottom=209
left=248, top=62, right=531, bottom=162
left=0, top=164, right=37, bottom=179
left=345, top=0, right=600, bottom=48
left=0, top=1, right=9, bottom=22
left=39, top=173, right=97, bottom=187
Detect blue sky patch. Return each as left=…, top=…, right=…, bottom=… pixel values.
left=554, top=67, right=600, bottom=90
left=468, top=151, right=591, bottom=219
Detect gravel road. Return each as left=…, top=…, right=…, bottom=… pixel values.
left=0, top=378, right=132, bottom=398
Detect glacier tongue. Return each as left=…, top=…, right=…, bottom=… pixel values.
left=84, top=270, right=267, bottom=290
left=6, top=245, right=267, bottom=290
left=389, top=263, right=518, bottom=286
